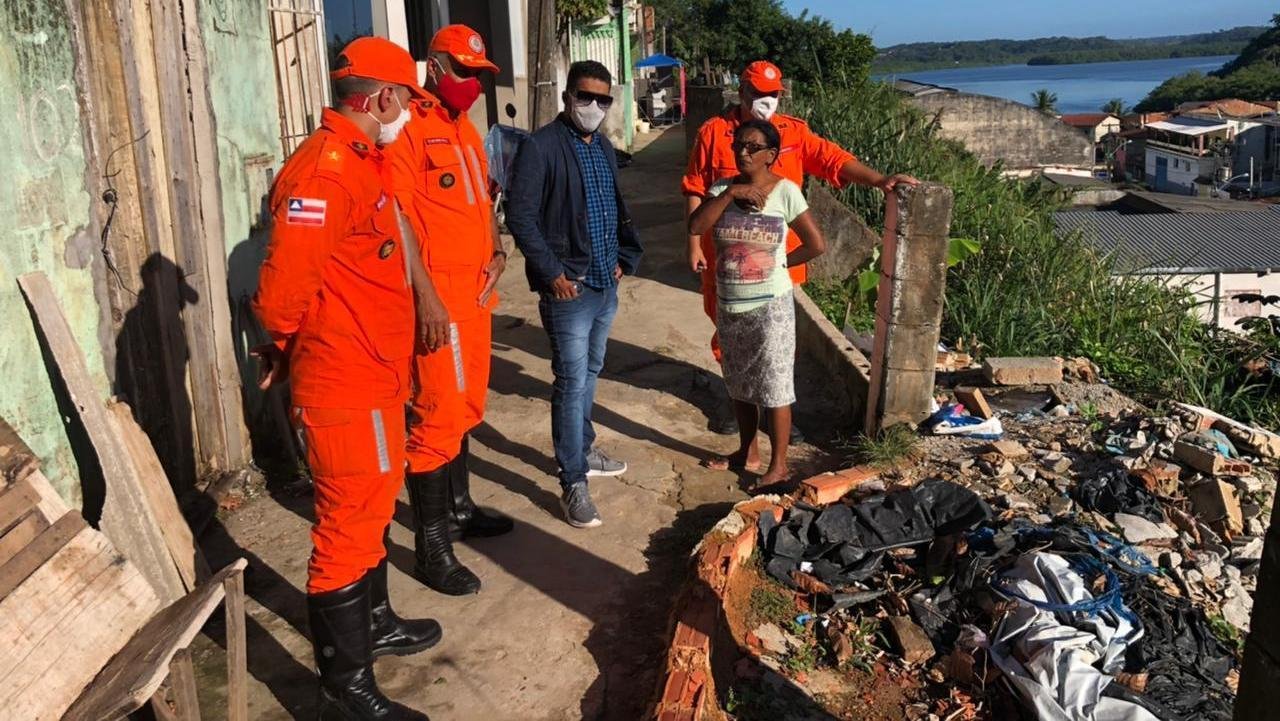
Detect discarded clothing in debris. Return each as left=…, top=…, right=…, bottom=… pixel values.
left=989, top=552, right=1159, bottom=721
left=758, top=479, right=992, bottom=589
left=1071, top=469, right=1165, bottom=524
left=923, top=403, right=1004, bottom=439
left=1122, top=578, right=1236, bottom=721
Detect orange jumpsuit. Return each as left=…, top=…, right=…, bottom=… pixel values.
left=254, top=109, right=414, bottom=594
left=385, top=95, right=497, bottom=473
left=681, top=109, right=855, bottom=359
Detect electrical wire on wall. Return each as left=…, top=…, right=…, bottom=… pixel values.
left=98, top=130, right=150, bottom=297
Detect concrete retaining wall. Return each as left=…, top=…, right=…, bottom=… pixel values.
left=910, top=92, right=1092, bottom=173
left=794, top=288, right=872, bottom=426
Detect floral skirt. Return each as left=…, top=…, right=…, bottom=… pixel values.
left=718, top=291, right=796, bottom=408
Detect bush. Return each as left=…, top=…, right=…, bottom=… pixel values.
left=793, top=80, right=1280, bottom=430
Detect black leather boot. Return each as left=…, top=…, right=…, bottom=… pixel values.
left=368, top=557, right=442, bottom=658
left=308, top=573, right=429, bottom=720
left=448, top=437, right=514, bottom=540
left=406, top=468, right=482, bottom=595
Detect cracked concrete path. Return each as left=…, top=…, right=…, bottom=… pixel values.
left=193, top=128, right=843, bottom=720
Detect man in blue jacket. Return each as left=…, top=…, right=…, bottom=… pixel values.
left=506, top=60, right=643, bottom=529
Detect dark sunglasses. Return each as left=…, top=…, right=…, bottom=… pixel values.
left=731, top=141, right=774, bottom=155
left=569, top=90, right=614, bottom=109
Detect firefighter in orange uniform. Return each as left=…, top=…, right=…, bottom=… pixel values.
left=253, top=37, right=437, bottom=721
left=385, top=24, right=513, bottom=598
left=682, top=60, right=917, bottom=436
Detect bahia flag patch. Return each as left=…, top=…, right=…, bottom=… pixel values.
left=286, top=197, right=326, bottom=226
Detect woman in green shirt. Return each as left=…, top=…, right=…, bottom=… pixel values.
left=689, top=119, right=826, bottom=488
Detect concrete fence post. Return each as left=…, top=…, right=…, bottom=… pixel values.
left=864, top=182, right=954, bottom=437
left=1235, top=492, right=1280, bottom=719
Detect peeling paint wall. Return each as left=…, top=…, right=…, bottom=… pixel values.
left=0, top=0, right=106, bottom=502
left=199, top=0, right=284, bottom=426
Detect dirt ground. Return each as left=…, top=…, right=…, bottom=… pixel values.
left=190, top=127, right=847, bottom=720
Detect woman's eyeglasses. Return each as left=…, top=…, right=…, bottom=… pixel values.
left=569, top=90, right=614, bottom=109
left=731, top=141, right=773, bottom=155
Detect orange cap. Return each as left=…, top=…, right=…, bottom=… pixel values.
left=330, top=36, right=429, bottom=99
left=429, top=24, right=500, bottom=73
left=741, top=60, right=783, bottom=93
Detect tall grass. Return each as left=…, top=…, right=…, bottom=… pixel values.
left=793, top=80, right=1280, bottom=430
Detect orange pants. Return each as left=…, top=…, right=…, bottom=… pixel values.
left=294, top=405, right=406, bottom=594
left=406, top=310, right=492, bottom=473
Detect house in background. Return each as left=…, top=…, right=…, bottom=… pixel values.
left=1061, top=113, right=1121, bottom=144
left=1054, top=204, right=1280, bottom=331
left=1143, top=116, right=1233, bottom=195
left=1061, top=113, right=1122, bottom=178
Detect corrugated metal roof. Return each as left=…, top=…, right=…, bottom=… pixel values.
left=1054, top=208, right=1280, bottom=273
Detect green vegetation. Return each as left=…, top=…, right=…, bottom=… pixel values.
left=1102, top=98, right=1127, bottom=115
left=850, top=424, right=921, bottom=468
left=643, top=0, right=874, bottom=85
left=1031, top=89, right=1059, bottom=114
left=794, top=79, right=1280, bottom=430
left=873, top=27, right=1264, bottom=73
left=1136, top=15, right=1280, bottom=111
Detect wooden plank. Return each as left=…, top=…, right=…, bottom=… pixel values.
left=62, top=558, right=247, bottom=721
left=224, top=570, right=248, bottom=721
left=25, top=469, right=70, bottom=525
left=0, top=513, right=49, bottom=567
left=0, top=523, right=159, bottom=720
left=0, top=479, right=40, bottom=535
left=17, top=272, right=184, bottom=604
left=150, top=688, right=180, bottom=721
left=0, top=513, right=86, bottom=600
left=169, top=650, right=201, bottom=721
left=0, top=418, right=40, bottom=488
left=109, top=401, right=201, bottom=590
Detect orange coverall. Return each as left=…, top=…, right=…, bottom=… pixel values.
left=254, top=108, right=414, bottom=594
left=681, top=109, right=855, bottom=359
left=386, top=95, right=497, bottom=473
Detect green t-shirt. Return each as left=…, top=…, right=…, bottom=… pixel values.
left=707, top=177, right=809, bottom=313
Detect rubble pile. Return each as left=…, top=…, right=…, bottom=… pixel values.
left=727, top=364, right=1276, bottom=721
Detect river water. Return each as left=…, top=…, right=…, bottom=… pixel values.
left=880, top=55, right=1235, bottom=114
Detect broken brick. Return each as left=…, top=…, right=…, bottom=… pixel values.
left=988, top=440, right=1029, bottom=461
left=954, top=386, right=993, bottom=420
left=1130, top=460, right=1181, bottom=497
left=886, top=615, right=936, bottom=665
left=982, top=357, right=1063, bottom=386
left=1189, top=479, right=1244, bottom=536
left=800, top=466, right=878, bottom=505
left=1174, top=440, right=1252, bottom=477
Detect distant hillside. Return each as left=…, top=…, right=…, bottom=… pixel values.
left=873, top=26, right=1264, bottom=72
left=1135, top=16, right=1280, bottom=111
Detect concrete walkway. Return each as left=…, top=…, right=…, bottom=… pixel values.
left=195, top=127, right=841, bottom=720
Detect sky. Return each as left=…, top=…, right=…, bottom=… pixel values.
left=782, top=0, right=1275, bottom=47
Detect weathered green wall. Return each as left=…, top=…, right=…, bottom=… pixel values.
left=0, top=0, right=108, bottom=503
left=199, top=0, right=284, bottom=426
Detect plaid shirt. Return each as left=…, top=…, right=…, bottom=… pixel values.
left=572, top=133, right=619, bottom=289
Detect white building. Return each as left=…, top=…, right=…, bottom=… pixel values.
left=1144, top=117, right=1233, bottom=195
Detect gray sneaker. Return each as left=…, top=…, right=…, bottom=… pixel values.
left=561, top=483, right=603, bottom=528
left=585, top=448, right=627, bottom=477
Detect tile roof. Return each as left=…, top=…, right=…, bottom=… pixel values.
left=1176, top=98, right=1278, bottom=119
left=1060, top=113, right=1116, bottom=128
left=1053, top=207, right=1280, bottom=273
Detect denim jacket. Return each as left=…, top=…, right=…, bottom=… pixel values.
left=505, top=115, right=644, bottom=292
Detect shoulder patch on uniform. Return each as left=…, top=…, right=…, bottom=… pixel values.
left=286, top=197, right=327, bottom=226
left=318, top=146, right=347, bottom=171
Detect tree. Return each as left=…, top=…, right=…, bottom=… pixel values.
left=1031, top=89, right=1058, bottom=114
left=1102, top=98, right=1126, bottom=115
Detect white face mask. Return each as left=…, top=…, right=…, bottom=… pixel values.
left=751, top=95, right=779, bottom=121
left=372, top=93, right=410, bottom=145
left=571, top=101, right=607, bottom=134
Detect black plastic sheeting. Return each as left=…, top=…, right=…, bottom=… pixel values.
left=1122, top=578, right=1237, bottom=721
left=1071, top=468, right=1165, bottom=523
left=758, top=479, right=992, bottom=589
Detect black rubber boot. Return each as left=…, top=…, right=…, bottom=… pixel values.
left=448, top=437, right=514, bottom=540
left=308, top=574, right=429, bottom=720
left=368, top=557, right=442, bottom=658
left=407, top=468, right=482, bottom=595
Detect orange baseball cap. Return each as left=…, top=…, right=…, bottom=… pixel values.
left=430, top=24, right=500, bottom=73
left=330, top=36, right=429, bottom=99
left=741, top=60, right=784, bottom=93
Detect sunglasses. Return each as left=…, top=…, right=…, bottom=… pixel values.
left=569, top=90, right=614, bottom=109
left=731, top=141, right=774, bottom=155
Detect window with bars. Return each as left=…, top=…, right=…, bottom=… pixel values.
left=268, top=0, right=332, bottom=155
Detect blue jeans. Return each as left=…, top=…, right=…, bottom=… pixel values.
left=538, top=283, right=619, bottom=490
